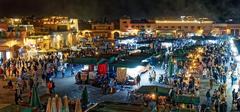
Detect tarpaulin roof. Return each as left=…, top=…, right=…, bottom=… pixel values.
left=67, top=56, right=116, bottom=65
left=87, top=101, right=150, bottom=112
left=136, top=40, right=153, bottom=44
left=173, top=95, right=200, bottom=105
left=136, top=85, right=171, bottom=96
left=122, top=53, right=153, bottom=60
left=67, top=57, right=99, bottom=65
left=191, top=36, right=219, bottom=40
left=110, top=59, right=142, bottom=68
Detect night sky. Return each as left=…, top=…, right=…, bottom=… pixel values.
left=0, top=0, right=239, bottom=21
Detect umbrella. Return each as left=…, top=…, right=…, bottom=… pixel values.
left=46, top=98, right=52, bottom=112
left=51, top=98, right=57, bottom=112
left=30, top=86, right=41, bottom=107
left=57, top=97, right=63, bottom=112
left=75, top=99, right=82, bottom=112
left=63, top=96, right=70, bottom=112
left=55, top=95, right=59, bottom=111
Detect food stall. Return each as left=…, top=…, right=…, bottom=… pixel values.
left=172, top=95, right=200, bottom=112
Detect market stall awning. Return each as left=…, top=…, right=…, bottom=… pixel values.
left=137, top=40, right=153, bottom=44
left=111, top=60, right=141, bottom=68
left=173, top=95, right=200, bottom=105
left=138, top=46, right=151, bottom=51
left=123, top=53, right=153, bottom=61
left=67, top=57, right=99, bottom=65
left=97, top=58, right=108, bottom=65
left=86, top=101, right=150, bottom=112
left=136, top=85, right=171, bottom=96
left=191, top=36, right=219, bottom=41
left=158, top=38, right=185, bottom=42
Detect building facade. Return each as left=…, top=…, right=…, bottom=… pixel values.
left=91, top=23, right=115, bottom=39
left=212, top=23, right=240, bottom=37
left=120, top=16, right=214, bottom=37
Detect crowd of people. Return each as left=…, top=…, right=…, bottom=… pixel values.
left=202, top=43, right=232, bottom=111
left=0, top=38, right=239, bottom=112
left=0, top=53, right=63, bottom=104
left=142, top=40, right=237, bottom=111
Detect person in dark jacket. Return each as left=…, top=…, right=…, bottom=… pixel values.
left=206, top=89, right=211, bottom=106
left=219, top=101, right=227, bottom=112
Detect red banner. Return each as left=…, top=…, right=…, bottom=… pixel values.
left=98, top=64, right=108, bottom=75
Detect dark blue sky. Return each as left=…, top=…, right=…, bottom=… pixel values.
left=0, top=0, right=239, bottom=21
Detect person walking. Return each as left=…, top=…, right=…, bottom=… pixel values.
left=71, top=65, right=74, bottom=76
left=209, top=77, right=213, bottom=90
left=47, top=81, right=53, bottom=94
left=206, top=89, right=211, bottom=106
left=220, top=100, right=227, bottom=112
left=214, top=99, right=219, bottom=112
left=51, top=80, right=55, bottom=94
left=231, top=72, right=235, bottom=86
left=222, top=72, right=226, bottom=84
left=54, top=65, right=58, bottom=78
left=136, top=74, right=141, bottom=86
left=232, top=89, right=236, bottom=104
left=61, top=66, right=65, bottom=78
left=14, top=91, right=19, bottom=105
left=237, top=98, right=240, bottom=111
